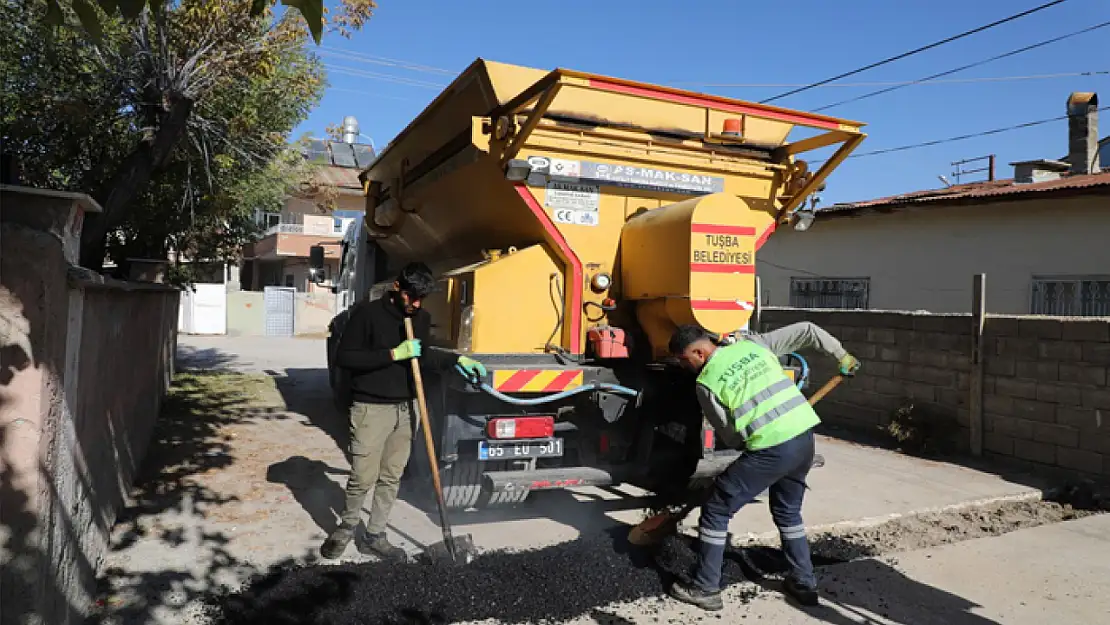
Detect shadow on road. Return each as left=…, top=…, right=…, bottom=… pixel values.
left=738, top=545, right=1003, bottom=625
left=88, top=370, right=310, bottom=624
left=266, top=455, right=349, bottom=534
left=272, top=368, right=349, bottom=454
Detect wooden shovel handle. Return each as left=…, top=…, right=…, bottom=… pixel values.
left=403, top=318, right=446, bottom=502
left=808, top=374, right=844, bottom=406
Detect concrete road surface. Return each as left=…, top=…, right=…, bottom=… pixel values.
left=555, top=513, right=1110, bottom=624
left=89, top=335, right=1097, bottom=624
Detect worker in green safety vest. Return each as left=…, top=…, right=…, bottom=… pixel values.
left=666, top=322, right=860, bottom=611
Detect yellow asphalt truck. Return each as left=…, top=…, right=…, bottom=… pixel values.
left=313, top=59, right=865, bottom=509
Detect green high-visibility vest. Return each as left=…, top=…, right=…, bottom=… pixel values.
left=696, top=340, right=820, bottom=451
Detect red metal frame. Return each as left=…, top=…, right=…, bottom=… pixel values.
left=514, top=184, right=584, bottom=354
left=588, top=78, right=843, bottom=131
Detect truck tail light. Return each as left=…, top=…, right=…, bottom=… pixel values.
left=487, top=416, right=555, bottom=439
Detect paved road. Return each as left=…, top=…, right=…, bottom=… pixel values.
left=92, top=335, right=1094, bottom=624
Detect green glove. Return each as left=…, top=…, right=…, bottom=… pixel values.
left=457, top=355, right=487, bottom=378
left=390, top=339, right=422, bottom=361
left=839, top=353, right=861, bottom=376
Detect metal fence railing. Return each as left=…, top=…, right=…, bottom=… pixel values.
left=789, top=277, right=870, bottom=310
left=1031, top=278, right=1110, bottom=317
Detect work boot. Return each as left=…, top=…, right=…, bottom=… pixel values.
left=668, top=580, right=724, bottom=611
left=320, top=524, right=356, bottom=559
left=783, top=577, right=820, bottom=607
left=359, top=532, right=408, bottom=561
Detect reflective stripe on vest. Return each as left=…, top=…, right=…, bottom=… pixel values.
left=697, top=341, right=816, bottom=447
left=733, top=377, right=808, bottom=440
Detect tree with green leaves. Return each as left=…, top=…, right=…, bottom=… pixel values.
left=2, top=0, right=374, bottom=271
left=45, top=0, right=367, bottom=46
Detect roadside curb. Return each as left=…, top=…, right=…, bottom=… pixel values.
left=675, top=488, right=1047, bottom=547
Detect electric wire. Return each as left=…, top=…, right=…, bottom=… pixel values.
left=843, top=106, right=1109, bottom=160
left=676, top=70, right=1110, bottom=89
left=814, top=20, right=1110, bottom=112
left=759, top=0, right=1070, bottom=103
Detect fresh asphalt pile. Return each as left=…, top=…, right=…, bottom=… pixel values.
left=204, top=530, right=763, bottom=624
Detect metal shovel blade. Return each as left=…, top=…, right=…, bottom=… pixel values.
left=419, top=533, right=477, bottom=565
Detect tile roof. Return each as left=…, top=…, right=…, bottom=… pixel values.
left=821, top=169, right=1110, bottom=216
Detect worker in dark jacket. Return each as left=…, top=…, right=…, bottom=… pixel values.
left=320, top=262, right=486, bottom=560
left=666, top=322, right=859, bottom=611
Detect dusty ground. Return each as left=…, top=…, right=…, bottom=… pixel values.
left=87, top=336, right=1104, bottom=624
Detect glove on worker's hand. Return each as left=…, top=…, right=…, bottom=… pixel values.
left=457, top=355, right=487, bottom=379
left=390, top=339, right=422, bottom=361
left=838, top=353, right=861, bottom=376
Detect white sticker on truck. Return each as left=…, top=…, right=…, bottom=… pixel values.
left=553, top=208, right=599, bottom=227
left=546, top=181, right=600, bottom=227
left=545, top=181, right=599, bottom=212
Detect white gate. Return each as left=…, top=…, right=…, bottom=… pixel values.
left=177, top=283, right=227, bottom=335
left=264, top=286, right=296, bottom=336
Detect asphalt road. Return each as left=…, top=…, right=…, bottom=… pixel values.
left=89, top=335, right=1103, bottom=624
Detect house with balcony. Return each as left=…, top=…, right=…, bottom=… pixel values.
left=240, top=117, right=375, bottom=292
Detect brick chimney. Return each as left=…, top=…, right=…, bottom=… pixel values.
left=1066, top=92, right=1100, bottom=175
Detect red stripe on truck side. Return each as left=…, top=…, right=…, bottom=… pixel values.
left=689, top=263, right=756, bottom=274
left=514, top=184, right=584, bottom=354
left=690, top=224, right=757, bottom=236
left=543, top=370, right=580, bottom=392
left=690, top=300, right=754, bottom=311
left=587, top=79, right=843, bottom=131
left=755, top=222, right=777, bottom=249
left=498, top=369, right=542, bottom=392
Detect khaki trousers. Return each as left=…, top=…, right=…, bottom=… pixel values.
left=338, top=401, right=414, bottom=534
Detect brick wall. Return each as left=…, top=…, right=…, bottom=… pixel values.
left=760, top=308, right=1110, bottom=480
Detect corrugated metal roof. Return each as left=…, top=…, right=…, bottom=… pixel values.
left=821, top=169, right=1110, bottom=216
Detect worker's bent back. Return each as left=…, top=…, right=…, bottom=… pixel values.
left=696, top=341, right=820, bottom=451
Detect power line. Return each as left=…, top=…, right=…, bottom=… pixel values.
left=759, top=0, right=1069, bottom=104
left=324, top=64, right=447, bottom=89
left=318, top=47, right=455, bottom=76
left=822, top=106, right=1109, bottom=161
left=814, top=20, right=1110, bottom=112
left=674, top=70, right=1110, bottom=89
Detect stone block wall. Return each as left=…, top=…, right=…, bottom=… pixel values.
left=760, top=307, right=1109, bottom=480
left=979, top=316, right=1110, bottom=477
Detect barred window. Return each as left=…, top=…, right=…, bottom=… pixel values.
left=789, top=278, right=870, bottom=309
left=1031, top=277, right=1110, bottom=316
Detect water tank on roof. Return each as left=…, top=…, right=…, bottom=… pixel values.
left=342, top=116, right=359, bottom=144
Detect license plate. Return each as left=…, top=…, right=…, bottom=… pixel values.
left=478, top=438, right=564, bottom=460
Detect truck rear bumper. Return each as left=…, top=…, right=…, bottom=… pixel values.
left=483, top=452, right=827, bottom=495
left=483, top=453, right=741, bottom=494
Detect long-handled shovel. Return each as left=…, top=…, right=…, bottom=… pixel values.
left=403, top=317, right=475, bottom=564
left=627, top=375, right=845, bottom=547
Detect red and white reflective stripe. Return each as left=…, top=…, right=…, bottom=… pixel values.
left=690, top=299, right=755, bottom=311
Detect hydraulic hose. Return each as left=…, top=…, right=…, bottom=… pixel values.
left=455, top=365, right=640, bottom=406
left=455, top=351, right=807, bottom=406
left=789, top=352, right=811, bottom=390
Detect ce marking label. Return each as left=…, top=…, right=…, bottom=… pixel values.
left=553, top=209, right=599, bottom=226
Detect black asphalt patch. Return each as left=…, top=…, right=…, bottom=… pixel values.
left=204, top=529, right=765, bottom=624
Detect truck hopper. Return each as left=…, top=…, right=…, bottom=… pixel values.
left=338, top=59, right=865, bottom=508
